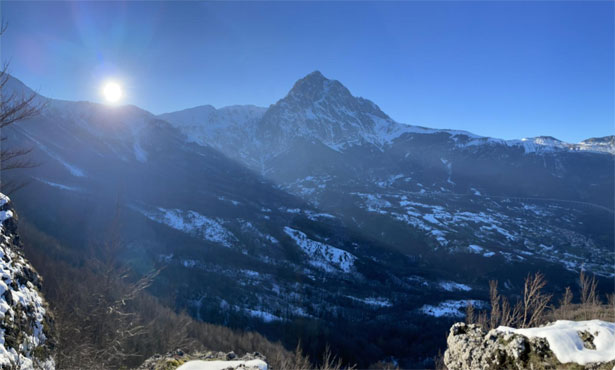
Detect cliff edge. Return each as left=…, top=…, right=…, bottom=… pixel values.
left=0, top=193, right=55, bottom=369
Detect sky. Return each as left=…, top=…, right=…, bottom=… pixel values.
left=2, top=1, right=613, bottom=142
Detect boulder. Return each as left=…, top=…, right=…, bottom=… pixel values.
left=136, top=349, right=268, bottom=370
left=444, top=322, right=615, bottom=370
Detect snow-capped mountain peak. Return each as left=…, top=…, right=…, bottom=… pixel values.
left=256, top=71, right=399, bottom=154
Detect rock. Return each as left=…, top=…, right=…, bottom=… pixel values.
left=0, top=193, right=56, bottom=369
left=578, top=330, right=597, bottom=350
left=443, top=322, right=615, bottom=370
left=136, top=349, right=267, bottom=370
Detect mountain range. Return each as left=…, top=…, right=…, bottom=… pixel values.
left=3, top=71, right=613, bottom=367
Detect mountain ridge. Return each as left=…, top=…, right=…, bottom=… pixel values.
left=6, top=73, right=611, bottom=154
left=157, top=71, right=614, bottom=156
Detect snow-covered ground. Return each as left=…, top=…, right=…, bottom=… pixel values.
left=350, top=191, right=614, bottom=277
left=498, top=320, right=615, bottom=366
left=137, top=206, right=237, bottom=248
left=419, top=300, right=485, bottom=318
left=284, top=227, right=356, bottom=273
left=439, top=281, right=472, bottom=292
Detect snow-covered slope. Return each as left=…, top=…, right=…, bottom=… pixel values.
left=461, top=135, right=615, bottom=155
left=158, top=104, right=266, bottom=153
left=156, top=71, right=614, bottom=277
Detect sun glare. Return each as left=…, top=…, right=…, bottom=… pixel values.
left=102, top=81, right=123, bottom=103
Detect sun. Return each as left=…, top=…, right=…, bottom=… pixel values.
left=102, top=81, right=123, bottom=103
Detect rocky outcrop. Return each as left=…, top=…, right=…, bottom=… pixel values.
left=0, top=193, right=55, bottom=369
left=136, top=349, right=268, bottom=370
left=444, top=322, right=615, bottom=370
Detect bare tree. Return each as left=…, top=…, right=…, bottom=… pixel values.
left=0, top=23, right=44, bottom=193
left=488, top=280, right=501, bottom=329
left=579, top=271, right=598, bottom=306
left=520, top=272, right=552, bottom=328
left=500, top=295, right=521, bottom=327
left=465, top=301, right=475, bottom=324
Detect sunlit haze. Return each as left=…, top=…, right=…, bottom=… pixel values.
left=3, top=2, right=614, bottom=142
left=102, top=81, right=123, bottom=103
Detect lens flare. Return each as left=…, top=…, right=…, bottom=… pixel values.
left=102, top=81, right=123, bottom=103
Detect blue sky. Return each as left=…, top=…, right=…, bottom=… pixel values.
left=2, top=1, right=613, bottom=142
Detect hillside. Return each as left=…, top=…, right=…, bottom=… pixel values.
left=3, top=72, right=613, bottom=367
left=0, top=193, right=55, bottom=369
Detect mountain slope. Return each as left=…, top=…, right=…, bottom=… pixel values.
left=4, top=74, right=490, bottom=367
left=4, top=73, right=613, bottom=367
left=160, top=71, right=614, bottom=278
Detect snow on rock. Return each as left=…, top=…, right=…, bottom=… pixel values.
left=419, top=300, right=484, bottom=318
left=444, top=321, right=615, bottom=370
left=460, top=135, right=615, bottom=155
left=467, top=244, right=496, bottom=257
left=138, top=206, right=237, bottom=248
left=0, top=193, right=55, bottom=369
left=177, top=359, right=268, bottom=370
left=345, top=295, right=392, bottom=307
left=283, top=227, right=356, bottom=273
left=137, top=350, right=268, bottom=370
left=497, top=320, right=615, bottom=366
left=439, top=281, right=472, bottom=292
left=244, top=308, right=282, bottom=323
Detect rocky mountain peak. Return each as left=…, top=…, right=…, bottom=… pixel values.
left=282, top=71, right=387, bottom=118
left=286, top=71, right=350, bottom=104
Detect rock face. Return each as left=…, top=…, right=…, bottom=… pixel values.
left=444, top=322, right=615, bottom=370
left=0, top=193, right=55, bottom=369
left=137, top=350, right=268, bottom=370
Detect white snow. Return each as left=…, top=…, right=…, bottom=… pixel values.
left=245, top=309, right=282, bottom=323
left=283, top=227, right=356, bottom=273
left=498, top=320, right=615, bottom=366
left=0, top=193, right=52, bottom=369
left=345, top=296, right=392, bottom=307
left=0, top=210, right=13, bottom=224
left=468, top=244, right=483, bottom=253
left=419, top=300, right=484, bottom=318
left=177, top=359, right=268, bottom=370
left=138, top=207, right=237, bottom=248
left=423, top=214, right=440, bottom=224
left=0, top=194, right=8, bottom=208
left=467, top=244, right=496, bottom=257
left=439, top=281, right=472, bottom=292
left=461, top=136, right=614, bottom=155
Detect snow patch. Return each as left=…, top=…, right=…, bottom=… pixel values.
left=439, top=281, right=472, bottom=292
left=498, top=320, right=615, bottom=366
left=283, top=227, right=356, bottom=273
left=419, top=300, right=484, bottom=318
left=177, top=359, right=268, bottom=370
left=139, top=207, right=237, bottom=248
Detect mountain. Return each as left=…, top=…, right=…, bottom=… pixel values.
left=3, top=73, right=614, bottom=367
left=161, top=71, right=614, bottom=277
left=0, top=74, right=463, bottom=367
